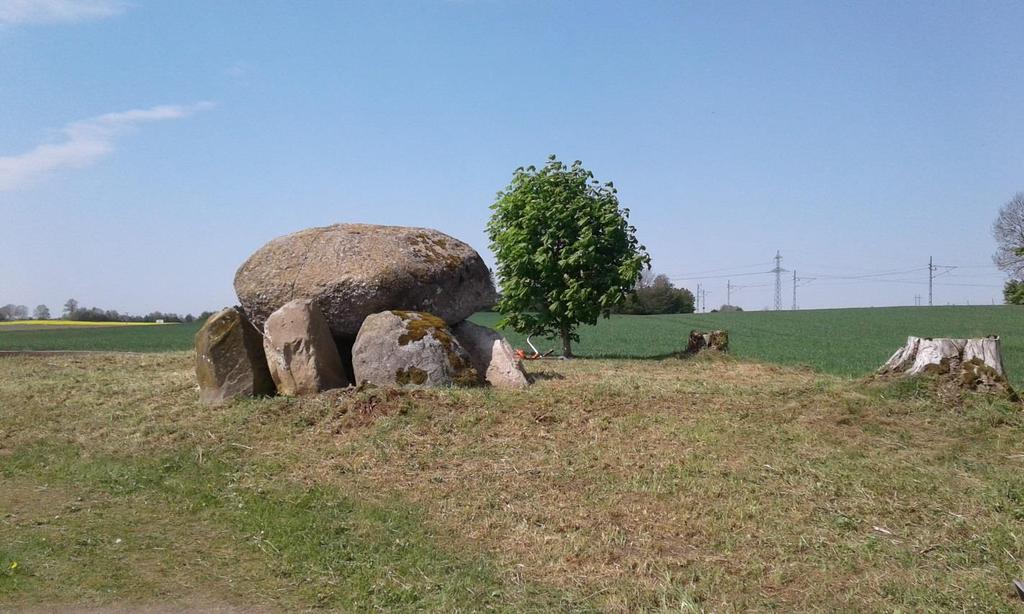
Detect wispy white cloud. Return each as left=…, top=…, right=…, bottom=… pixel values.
left=225, top=60, right=256, bottom=86
left=0, top=0, right=125, bottom=26
left=0, top=102, right=213, bottom=192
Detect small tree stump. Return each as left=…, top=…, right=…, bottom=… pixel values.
left=687, top=329, right=729, bottom=354
left=878, top=335, right=1014, bottom=396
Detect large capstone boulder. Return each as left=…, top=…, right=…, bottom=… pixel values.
left=263, top=298, right=350, bottom=395
left=234, top=224, right=496, bottom=339
left=452, top=320, right=529, bottom=389
left=195, top=307, right=275, bottom=405
left=352, top=310, right=479, bottom=388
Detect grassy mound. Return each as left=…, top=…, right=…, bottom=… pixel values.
left=2, top=352, right=1022, bottom=610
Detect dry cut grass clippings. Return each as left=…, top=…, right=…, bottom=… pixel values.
left=1, top=352, right=1022, bottom=611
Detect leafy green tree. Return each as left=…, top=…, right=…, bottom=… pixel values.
left=615, top=273, right=695, bottom=315
left=63, top=298, right=78, bottom=319
left=487, top=156, right=650, bottom=357
left=993, top=193, right=1024, bottom=278
left=1005, top=279, right=1024, bottom=305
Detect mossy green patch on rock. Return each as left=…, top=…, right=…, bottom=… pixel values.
left=395, top=366, right=429, bottom=386
left=394, top=311, right=479, bottom=386
left=450, top=363, right=480, bottom=387
left=394, top=311, right=450, bottom=346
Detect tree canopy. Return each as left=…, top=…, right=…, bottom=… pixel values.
left=993, top=192, right=1024, bottom=278
left=1005, top=280, right=1024, bottom=305
left=487, top=156, right=649, bottom=356
left=613, top=273, right=695, bottom=315
left=0, top=305, right=28, bottom=321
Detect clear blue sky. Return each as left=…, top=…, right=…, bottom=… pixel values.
left=2, top=0, right=1021, bottom=315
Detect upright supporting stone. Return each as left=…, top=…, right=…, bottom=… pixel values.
left=452, top=320, right=530, bottom=389
left=195, top=307, right=275, bottom=406
left=263, top=298, right=350, bottom=395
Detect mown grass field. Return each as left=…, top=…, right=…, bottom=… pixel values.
left=2, top=306, right=1021, bottom=381
left=2, top=352, right=1022, bottom=611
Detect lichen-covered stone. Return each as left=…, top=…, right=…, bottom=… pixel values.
left=234, top=224, right=496, bottom=339
left=352, top=310, right=479, bottom=388
left=263, top=298, right=349, bottom=396
left=452, top=320, right=529, bottom=389
left=195, top=307, right=275, bottom=405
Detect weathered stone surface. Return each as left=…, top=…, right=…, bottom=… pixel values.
left=352, top=310, right=479, bottom=388
left=195, top=307, right=275, bottom=405
left=452, top=320, right=529, bottom=389
left=263, top=299, right=349, bottom=395
left=234, top=224, right=496, bottom=339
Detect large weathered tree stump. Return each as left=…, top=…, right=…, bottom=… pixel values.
left=687, top=329, right=729, bottom=354
left=877, top=335, right=1014, bottom=396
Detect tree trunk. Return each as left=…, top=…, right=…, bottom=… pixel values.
left=560, top=328, right=573, bottom=358
left=878, top=335, right=1013, bottom=396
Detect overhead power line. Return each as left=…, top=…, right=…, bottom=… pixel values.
left=668, top=270, right=771, bottom=281
left=666, top=256, right=1004, bottom=310
left=800, top=267, right=928, bottom=280
left=666, top=262, right=773, bottom=278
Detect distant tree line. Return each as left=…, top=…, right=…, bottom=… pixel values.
left=0, top=304, right=30, bottom=321
left=0, top=299, right=214, bottom=323
left=61, top=299, right=214, bottom=323
left=612, top=273, right=695, bottom=315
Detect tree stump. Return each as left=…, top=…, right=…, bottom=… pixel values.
left=877, top=335, right=1014, bottom=396
left=687, top=329, right=729, bottom=354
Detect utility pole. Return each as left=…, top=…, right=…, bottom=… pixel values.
left=727, top=280, right=732, bottom=305
left=914, top=294, right=921, bottom=306
left=702, top=288, right=710, bottom=312
left=696, top=282, right=701, bottom=313
left=928, top=256, right=934, bottom=306
left=772, top=251, right=784, bottom=311
left=792, top=270, right=797, bottom=310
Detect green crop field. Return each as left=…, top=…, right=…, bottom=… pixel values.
left=2, top=306, right=1021, bottom=381
left=475, top=305, right=1024, bottom=383
left=0, top=321, right=204, bottom=353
